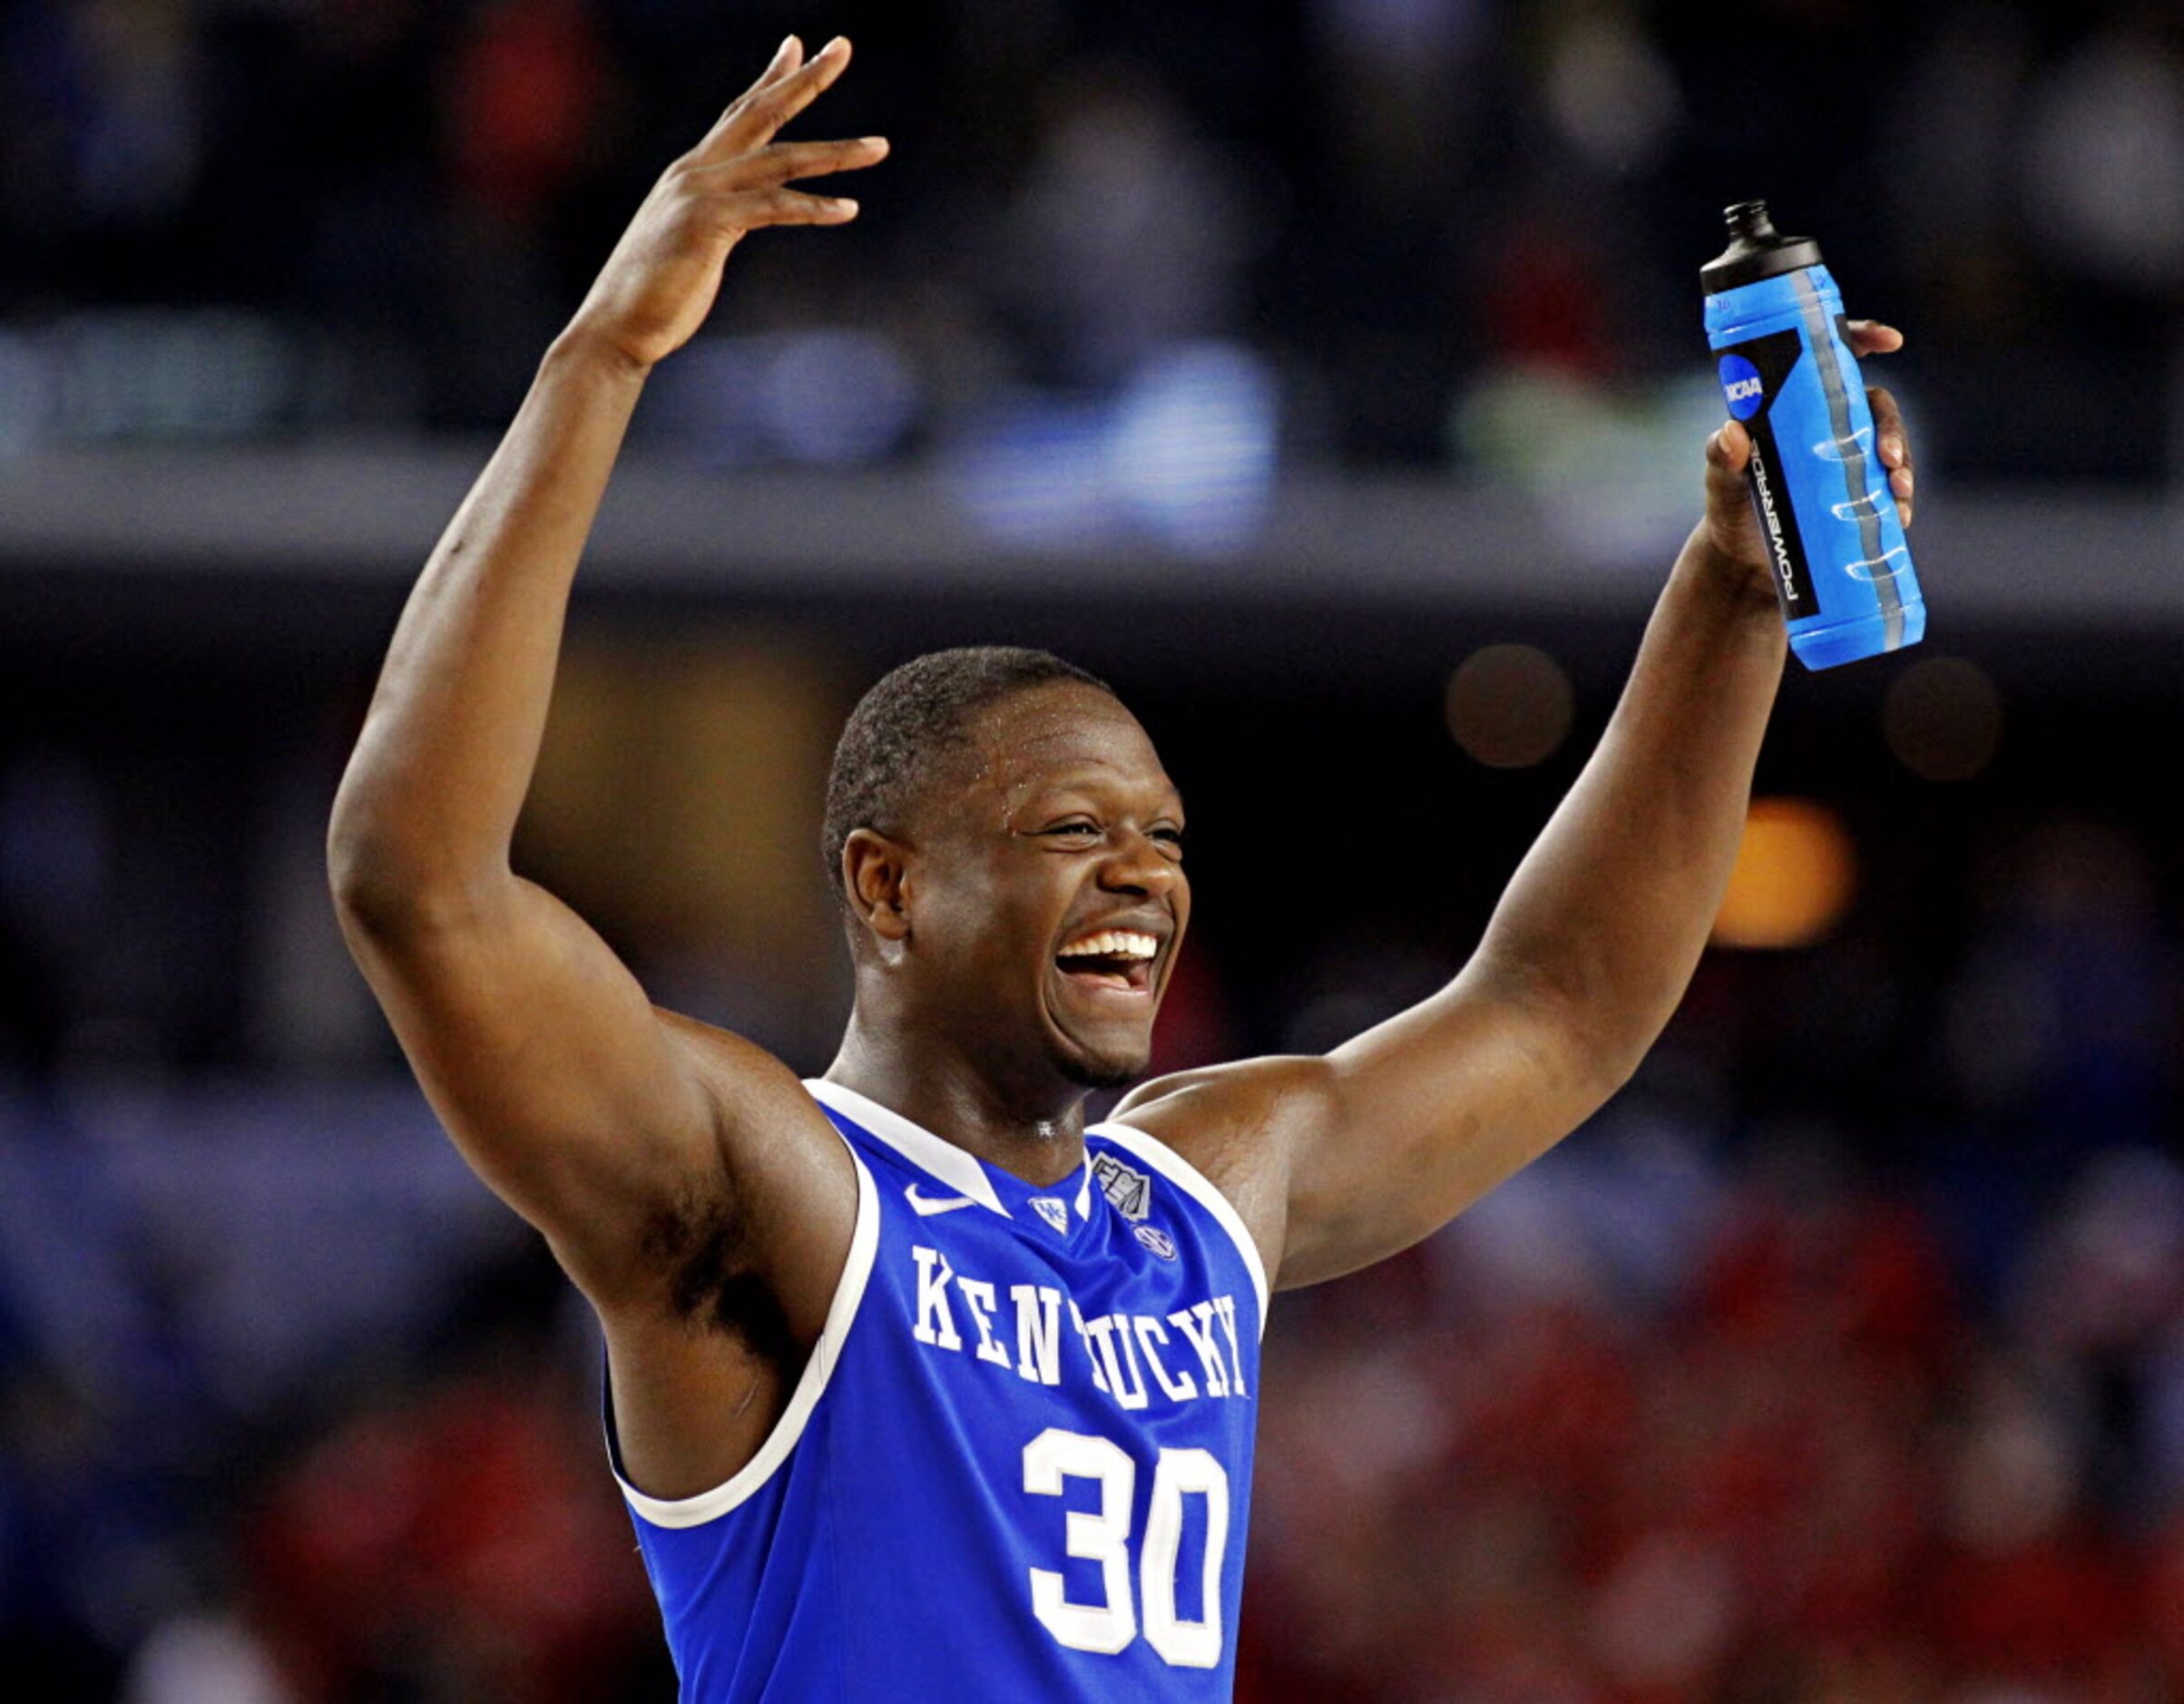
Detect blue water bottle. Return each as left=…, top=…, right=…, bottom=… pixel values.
left=1702, top=201, right=1924, bottom=670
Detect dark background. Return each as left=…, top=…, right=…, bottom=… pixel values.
left=5, top=2, right=2184, bottom=1699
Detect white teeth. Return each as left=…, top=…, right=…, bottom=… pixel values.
left=1057, top=929, right=1159, bottom=962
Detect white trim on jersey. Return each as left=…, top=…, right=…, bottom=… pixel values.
left=612, top=1150, right=881, bottom=1530
left=805, top=1078, right=1011, bottom=1217
left=1090, top=1121, right=1271, bottom=1337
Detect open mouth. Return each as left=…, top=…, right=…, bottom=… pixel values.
left=1053, top=927, right=1160, bottom=994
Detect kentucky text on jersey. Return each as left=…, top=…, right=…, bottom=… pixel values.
left=604, top=1078, right=1270, bottom=1702
left=909, top=1243, right=1249, bottom=1405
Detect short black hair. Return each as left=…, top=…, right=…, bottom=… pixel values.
left=823, top=647, right=1113, bottom=903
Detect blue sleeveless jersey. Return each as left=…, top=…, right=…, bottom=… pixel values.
left=607, top=1078, right=1269, bottom=1701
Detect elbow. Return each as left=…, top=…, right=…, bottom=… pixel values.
left=1587, top=1033, right=1650, bottom=1106
left=1546, top=985, right=1660, bottom=1112
left=326, top=806, right=414, bottom=941
left=327, top=829, right=399, bottom=938
left=1474, top=943, right=1656, bottom=1109
left=1569, top=997, right=1670, bottom=1112
left=326, top=784, right=491, bottom=944
left=326, top=779, right=377, bottom=909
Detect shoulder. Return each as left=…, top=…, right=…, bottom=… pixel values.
left=1107, top=1054, right=1339, bottom=1284
left=1113, top=1053, right=1340, bottom=1143
left=656, top=1009, right=847, bottom=1154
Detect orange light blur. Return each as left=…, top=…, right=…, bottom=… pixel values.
left=1711, top=797, right=1857, bottom=949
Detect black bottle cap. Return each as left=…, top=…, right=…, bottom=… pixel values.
left=1700, top=201, right=1824, bottom=293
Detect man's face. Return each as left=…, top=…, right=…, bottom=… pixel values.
left=901, top=681, right=1190, bottom=1091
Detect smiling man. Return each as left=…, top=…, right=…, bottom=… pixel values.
left=327, top=34, right=1916, bottom=1704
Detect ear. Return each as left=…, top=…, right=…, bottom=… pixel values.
left=842, top=828, right=914, bottom=945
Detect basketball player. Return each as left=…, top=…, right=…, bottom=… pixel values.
left=328, top=34, right=1916, bottom=1701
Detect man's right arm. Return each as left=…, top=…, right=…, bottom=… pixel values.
left=327, top=36, right=885, bottom=1336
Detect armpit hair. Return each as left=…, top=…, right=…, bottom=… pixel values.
left=638, top=1177, right=795, bottom=1366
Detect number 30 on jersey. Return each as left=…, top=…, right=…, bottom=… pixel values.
left=1023, top=1428, right=1231, bottom=1670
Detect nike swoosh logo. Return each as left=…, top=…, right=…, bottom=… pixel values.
left=905, top=1184, right=975, bottom=1217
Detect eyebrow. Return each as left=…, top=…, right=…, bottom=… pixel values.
left=1000, top=752, right=1178, bottom=790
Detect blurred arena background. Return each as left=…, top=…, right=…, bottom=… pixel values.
left=4, top=1, right=2184, bottom=1699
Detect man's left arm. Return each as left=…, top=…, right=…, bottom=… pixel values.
left=1118, top=326, right=1914, bottom=1288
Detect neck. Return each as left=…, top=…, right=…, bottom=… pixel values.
left=825, top=1009, right=1090, bottom=1189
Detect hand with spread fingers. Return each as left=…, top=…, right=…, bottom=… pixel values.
left=569, top=35, right=887, bottom=372
left=1701, top=318, right=1915, bottom=575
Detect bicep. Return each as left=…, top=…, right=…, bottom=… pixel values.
left=1277, top=963, right=1621, bottom=1287
left=339, top=874, right=728, bottom=1288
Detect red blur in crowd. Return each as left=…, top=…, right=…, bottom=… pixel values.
left=1235, top=1168, right=2182, bottom=1704
left=248, top=1372, right=652, bottom=1701
left=446, top=0, right=612, bottom=221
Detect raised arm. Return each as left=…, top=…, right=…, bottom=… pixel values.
left=328, top=37, right=885, bottom=1328
left=1120, top=331, right=1915, bottom=1288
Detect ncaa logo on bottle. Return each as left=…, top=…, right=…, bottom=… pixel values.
left=1718, top=354, right=1766, bottom=421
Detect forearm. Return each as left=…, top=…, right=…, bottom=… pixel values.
left=1477, top=525, right=1785, bottom=1078
left=328, top=329, right=646, bottom=920
left=1276, top=387, right=1915, bottom=1275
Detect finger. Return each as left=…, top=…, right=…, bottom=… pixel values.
left=689, top=136, right=890, bottom=190
left=1867, top=385, right=1914, bottom=525
left=705, top=186, right=861, bottom=229
left=709, top=35, right=853, bottom=156
left=1867, top=386, right=1907, bottom=466
left=686, top=37, right=807, bottom=164
left=770, top=34, right=807, bottom=78
left=1702, top=421, right=1765, bottom=559
left=1707, top=417, right=1752, bottom=479
left=746, top=34, right=804, bottom=101
left=1845, top=319, right=1905, bottom=357
left=694, top=34, right=827, bottom=154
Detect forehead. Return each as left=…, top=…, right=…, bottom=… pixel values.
left=960, top=682, right=1174, bottom=804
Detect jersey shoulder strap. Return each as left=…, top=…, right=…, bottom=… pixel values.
left=1086, top=1118, right=1271, bottom=1333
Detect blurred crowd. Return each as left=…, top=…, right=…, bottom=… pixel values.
left=2, top=0, right=2182, bottom=480
left=1251, top=1083, right=2184, bottom=1703
left=1249, top=808, right=2184, bottom=1701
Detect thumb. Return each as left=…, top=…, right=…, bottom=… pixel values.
left=1705, top=419, right=1754, bottom=524
left=1707, top=418, right=1752, bottom=480
left=1702, top=417, right=1768, bottom=569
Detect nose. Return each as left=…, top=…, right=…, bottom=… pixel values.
left=1098, top=827, right=1181, bottom=898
